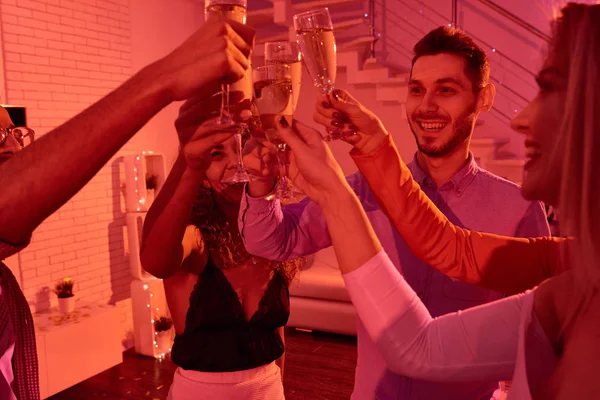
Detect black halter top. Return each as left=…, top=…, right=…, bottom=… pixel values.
left=170, top=256, right=290, bottom=372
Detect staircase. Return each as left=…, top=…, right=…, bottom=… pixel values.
left=246, top=0, right=546, bottom=184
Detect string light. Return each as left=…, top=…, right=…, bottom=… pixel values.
left=145, top=285, right=173, bottom=359
left=129, top=155, right=171, bottom=359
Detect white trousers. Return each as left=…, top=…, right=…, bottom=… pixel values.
left=167, top=362, right=285, bottom=400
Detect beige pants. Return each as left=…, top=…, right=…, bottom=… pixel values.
left=167, top=362, right=285, bottom=400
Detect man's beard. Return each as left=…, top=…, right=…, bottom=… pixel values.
left=409, top=105, right=477, bottom=158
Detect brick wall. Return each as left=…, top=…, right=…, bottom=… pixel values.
left=0, top=0, right=135, bottom=346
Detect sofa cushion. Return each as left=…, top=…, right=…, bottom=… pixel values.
left=290, top=249, right=350, bottom=302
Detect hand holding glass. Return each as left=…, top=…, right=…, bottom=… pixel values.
left=253, top=64, right=303, bottom=201
left=294, top=8, right=351, bottom=141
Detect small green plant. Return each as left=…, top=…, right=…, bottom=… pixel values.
left=54, top=278, right=74, bottom=298
left=146, top=175, right=158, bottom=190
left=154, top=316, right=173, bottom=332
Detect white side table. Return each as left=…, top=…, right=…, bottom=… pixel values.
left=33, top=302, right=123, bottom=398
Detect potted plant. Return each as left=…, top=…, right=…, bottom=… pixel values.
left=145, top=174, right=158, bottom=207
left=54, top=277, right=75, bottom=313
left=154, top=316, right=173, bottom=353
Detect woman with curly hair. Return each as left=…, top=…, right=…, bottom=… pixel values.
left=140, top=93, right=301, bottom=400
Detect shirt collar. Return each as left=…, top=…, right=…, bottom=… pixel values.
left=408, top=152, right=479, bottom=194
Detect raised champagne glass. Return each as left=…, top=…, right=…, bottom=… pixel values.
left=294, top=8, right=346, bottom=141
left=205, top=0, right=254, bottom=184
left=253, top=64, right=303, bottom=201
left=264, top=41, right=302, bottom=110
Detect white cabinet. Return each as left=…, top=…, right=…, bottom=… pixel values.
left=34, top=303, right=123, bottom=399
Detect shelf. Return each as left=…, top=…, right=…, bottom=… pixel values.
left=122, top=152, right=166, bottom=213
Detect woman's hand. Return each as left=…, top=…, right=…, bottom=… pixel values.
left=175, top=92, right=243, bottom=173
left=275, top=117, right=350, bottom=206
left=181, top=117, right=239, bottom=172
left=243, top=137, right=278, bottom=197
left=313, top=89, right=389, bottom=154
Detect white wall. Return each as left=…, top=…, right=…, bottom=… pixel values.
left=129, top=0, right=205, bottom=169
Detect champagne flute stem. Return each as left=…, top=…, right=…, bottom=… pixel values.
left=276, top=145, right=289, bottom=187
left=220, top=83, right=230, bottom=121
left=234, top=130, right=245, bottom=169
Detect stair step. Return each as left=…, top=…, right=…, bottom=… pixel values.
left=337, top=35, right=376, bottom=51
left=247, top=0, right=362, bottom=25
left=334, top=17, right=367, bottom=31
left=362, top=57, right=383, bottom=71
left=484, top=159, right=526, bottom=185
left=337, top=50, right=363, bottom=71
left=375, top=84, right=407, bottom=104
left=376, top=74, right=409, bottom=86
left=349, top=67, right=391, bottom=83
left=471, top=137, right=509, bottom=147
left=470, top=137, right=510, bottom=168
left=256, top=33, right=289, bottom=45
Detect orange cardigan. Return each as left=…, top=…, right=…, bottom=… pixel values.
left=351, top=136, right=570, bottom=295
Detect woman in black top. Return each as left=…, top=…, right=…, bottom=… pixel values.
left=141, top=93, right=302, bottom=399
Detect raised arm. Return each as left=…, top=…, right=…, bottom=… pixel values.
left=342, top=250, right=524, bottom=381
left=275, top=119, right=521, bottom=383
left=141, top=96, right=239, bottom=278
left=238, top=141, right=369, bottom=261
left=141, top=155, right=205, bottom=279
left=351, top=135, right=568, bottom=295
left=0, top=19, right=254, bottom=245
left=238, top=193, right=333, bottom=261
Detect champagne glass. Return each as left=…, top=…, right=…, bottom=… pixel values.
left=253, top=64, right=303, bottom=201
left=264, top=41, right=302, bottom=110
left=205, top=0, right=247, bottom=126
left=294, top=8, right=347, bottom=141
left=205, top=0, right=254, bottom=184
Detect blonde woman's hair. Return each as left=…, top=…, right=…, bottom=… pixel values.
left=550, top=3, right=600, bottom=319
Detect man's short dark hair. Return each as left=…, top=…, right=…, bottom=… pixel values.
left=412, top=26, right=490, bottom=91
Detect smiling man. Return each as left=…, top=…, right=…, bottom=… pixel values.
left=238, top=26, right=551, bottom=399
left=406, top=27, right=495, bottom=187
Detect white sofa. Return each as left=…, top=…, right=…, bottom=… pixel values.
left=287, top=247, right=357, bottom=336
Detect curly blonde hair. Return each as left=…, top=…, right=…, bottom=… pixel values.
left=189, top=183, right=303, bottom=285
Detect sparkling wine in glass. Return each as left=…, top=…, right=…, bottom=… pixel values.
left=253, top=64, right=303, bottom=201
left=294, top=8, right=351, bottom=141
left=205, top=0, right=254, bottom=184
left=264, top=41, right=302, bottom=111
left=205, top=0, right=247, bottom=126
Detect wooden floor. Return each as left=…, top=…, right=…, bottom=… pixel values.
left=49, top=328, right=357, bottom=399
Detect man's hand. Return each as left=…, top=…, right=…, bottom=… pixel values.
left=182, top=117, right=239, bottom=172
left=155, top=17, right=255, bottom=103
left=175, top=91, right=245, bottom=144
left=313, top=89, right=389, bottom=154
